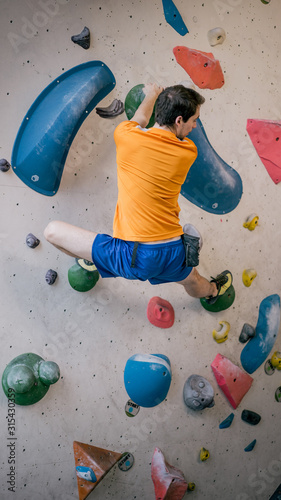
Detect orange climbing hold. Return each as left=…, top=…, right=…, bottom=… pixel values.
left=211, top=354, right=253, bottom=409
left=173, top=46, right=225, bottom=90
left=151, top=447, right=189, bottom=500
left=246, top=119, right=281, bottom=184
left=73, top=442, right=123, bottom=500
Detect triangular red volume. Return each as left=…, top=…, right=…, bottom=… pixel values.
left=246, top=119, right=281, bottom=184
left=73, top=441, right=123, bottom=500
left=211, top=354, right=253, bottom=409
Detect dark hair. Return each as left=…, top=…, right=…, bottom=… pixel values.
left=155, top=85, right=205, bottom=126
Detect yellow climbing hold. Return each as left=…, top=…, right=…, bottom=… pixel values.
left=200, top=447, right=210, bottom=461
left=212, top=321, right=230, bottom=343
left=243, top=214, right=259, bottom=231
left=188, top=482, right=196, bottom=491
left=242, top=269, right=257, bottom=287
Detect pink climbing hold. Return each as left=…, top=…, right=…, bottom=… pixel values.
left=151, top=447, right=188, bottom=500
left=147, top=297, right=175, bottom=329
left=211, top=353, right=253, bottom=409
left=246, top=119, right=281, bottom=184
left=173, top=46, right=225, bottom=90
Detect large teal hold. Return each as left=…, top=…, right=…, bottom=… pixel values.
left=240, top=294, right=280, bottom=374
left=12, top=61, right=115, bottom=196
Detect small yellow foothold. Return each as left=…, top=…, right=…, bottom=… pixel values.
left=212, top=321, right=230, bottom=343
left=200, top=447, right=210, bottom=461
left=270, top=351, right=281, bottom=370
left=243, top=214, right=259, bottom=231
left=188, top=482, right=196, bottom=491
left=242, top=269, right=257, bottom=287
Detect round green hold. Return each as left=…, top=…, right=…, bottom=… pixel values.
left=125, top=84, right=156, bottom=128
left=200, top=285, right=235, bottom=312
left=68, top=263, right=99, bottom=292
left=2, top=353, right=60, bottom=406
left=260, top=0, right=271, bottom=4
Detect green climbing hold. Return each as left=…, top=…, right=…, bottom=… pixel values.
left=125, top=84, right=156, bottom=128
left=200, top=285, right=235, bottom=312
left=2, top=353, right=60, bottom=406
left=68, top=263, right=99, bottom=292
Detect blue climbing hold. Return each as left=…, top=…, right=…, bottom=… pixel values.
left=124, top=354, right=172, bottom=408
left=181, top=118, right=243, bottom=214
left=162, top=0, right=189, bottom=36
left=219, top=413, right=235, bottom=429
left=12, top=61, right=115, bottom=196
left=244, top=439, right=256, bottom=452
left=241, top=294, right=280, bottom=374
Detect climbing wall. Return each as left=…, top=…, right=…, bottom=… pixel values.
left=0, top=0, right=281, bottom=499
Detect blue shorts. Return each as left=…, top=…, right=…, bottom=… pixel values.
left=92, top=234, right=192, bottom=285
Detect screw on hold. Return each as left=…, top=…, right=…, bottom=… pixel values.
left=241, top=409, right=261, bottom=426
left=219, top=412, right=234, bottom=429
left=0, top=159, right=11, bottom=172
left=244, top=439, right=256, bottom=452
left=26, top=233, right=40, bottom=248
left=118, top=452, right=134, bottom=472
left=45, top=269, right=58, bottom=285
left=239, top=323, right=255, bottom=343
left=264, top=359, right=275, bottom=375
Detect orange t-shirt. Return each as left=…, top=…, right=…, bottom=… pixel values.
left=113, top=121, right=197, bottom=241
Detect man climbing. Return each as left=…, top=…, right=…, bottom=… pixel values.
left=44, top=83, right=232, bottom=303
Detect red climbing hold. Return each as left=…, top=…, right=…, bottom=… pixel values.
left=173, top=46, right=225, bottom=90
left=211, top=353, right=253, bottom=409
left=246, top=119, right=281, bottom=184
left=73, top=442, right=123, bottom=500
left=151, top=447, right=188, bottom=500
left=147, top=297, right=175, bottom=328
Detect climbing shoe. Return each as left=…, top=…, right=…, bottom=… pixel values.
left=206, top=270, right=233, bottom=304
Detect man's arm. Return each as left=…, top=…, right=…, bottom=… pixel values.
left=130, top=83, right=164, bottom=127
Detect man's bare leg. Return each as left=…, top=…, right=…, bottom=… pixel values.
left=44, top=221, right=97, bottom=262
left=177, top=267, right=217, bottom=299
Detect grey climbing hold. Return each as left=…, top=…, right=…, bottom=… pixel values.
left=45, top=269, right=58, bottom=285
left=26, top=233, right=40, bottom=248
left=244, top=439, right=256, bottom=452
left=207, top=27, right=226, bottom=46
left=0, top=159, right=11, bottom=172
left=183, top=374, right=215, bottom=411
left=239, top=323, right=255, bottom=343
left=219, top=413, right=234, bottom=429
left=241, top=409, right=261, bottom=426
left=71, top=26, right=90, bottom=49
left=96, top=99, right=124, bottom=118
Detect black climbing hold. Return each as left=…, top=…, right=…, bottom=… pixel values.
left=45, top=269, right=58, bottom=285
left=71, top=26, right=90, bottom=49
left=26, top=233, right=40, bottom=248
left=241, top=409, right=261, bottom=425
left=0, top=159, right=11, bottom=172
left=239, top=323, right=255, bottom=343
